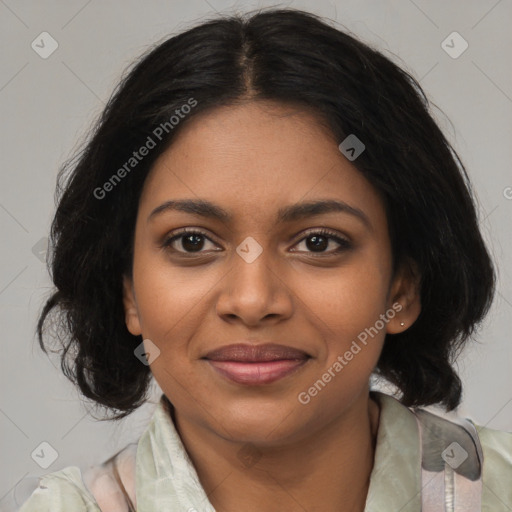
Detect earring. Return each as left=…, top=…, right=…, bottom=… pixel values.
left=400, top=322, right=405, bottom=327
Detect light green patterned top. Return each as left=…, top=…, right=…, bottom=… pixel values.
left=18, top=392, right=512, bottom=511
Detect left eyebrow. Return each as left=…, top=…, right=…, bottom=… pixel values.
left=277, top=199, right=372, bottom=231
left=148, top=198, right=373, bottom=231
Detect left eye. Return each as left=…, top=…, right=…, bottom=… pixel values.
left=292, top=229, right=351, bottom=255
left=162, top=228, right=351, bottom=256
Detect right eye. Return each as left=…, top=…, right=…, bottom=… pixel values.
left=161, top=228, right=221, bottom=255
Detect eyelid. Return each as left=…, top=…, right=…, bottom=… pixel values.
left=291, top=227, right=350, bottom=244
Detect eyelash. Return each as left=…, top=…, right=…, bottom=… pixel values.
left=161, top=227, right=351, bottom=257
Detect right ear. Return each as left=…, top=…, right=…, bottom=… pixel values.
left=122, top=275, right=142, bottom=336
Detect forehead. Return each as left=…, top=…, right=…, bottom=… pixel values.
left=138, top=101, right=387, bottom=231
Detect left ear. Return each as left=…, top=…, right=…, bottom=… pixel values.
left=122, top=274, right=143, bottom=336
left=385, top=258, right=422, bottom=334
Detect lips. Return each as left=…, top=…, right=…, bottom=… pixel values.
left=202, top=343, right=311, bottom=385
left=203, top=343, right=310, bottom=362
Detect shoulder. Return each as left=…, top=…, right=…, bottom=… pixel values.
left=477, top=423, right=512, bottom=462
left=372, top=391, right=512, bottom=510
left=412, top=402, right=512, bottom=508
left=17, top=466, right=100, bottom=512
left=476, top=423, right=512, bottom=509
left=413, top=402, right=512, bottom=509
left=17, top=443, right=138, bottom=512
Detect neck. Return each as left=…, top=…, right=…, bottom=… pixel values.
left=170, top=391, right=380, bottom=512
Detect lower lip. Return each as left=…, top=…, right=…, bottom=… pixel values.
left=206, top=359, right=309, bottom=385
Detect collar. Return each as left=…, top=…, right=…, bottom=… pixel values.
left=135, top=391, right=422, bottom=511
left=364, top=391, right=422, bottom=511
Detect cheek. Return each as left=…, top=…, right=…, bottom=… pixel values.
left=293, top=254, right=391, bottom=392
left=131, top=250, right=215, bottom=341
left=298, top=258, right=390, bottom=337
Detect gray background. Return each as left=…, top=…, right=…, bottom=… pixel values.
left=1, top=0, right=511, bottom=509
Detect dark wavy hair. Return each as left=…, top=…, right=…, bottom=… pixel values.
left=37, top=7, right=495, bottom=420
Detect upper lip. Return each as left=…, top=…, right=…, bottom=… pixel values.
left=203, top=343, right=310, bottom=362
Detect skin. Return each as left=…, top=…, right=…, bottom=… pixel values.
left=123, top=100, right=421, bottom=512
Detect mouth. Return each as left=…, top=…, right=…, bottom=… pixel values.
left=202, top=343, right=311, bottom=385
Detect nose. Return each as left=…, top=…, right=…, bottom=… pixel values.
left=215, top=244, right=294, bottom=326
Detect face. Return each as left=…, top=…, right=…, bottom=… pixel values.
left=123, top=100, right=421, bottom=446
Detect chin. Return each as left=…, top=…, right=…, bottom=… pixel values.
left=212, top=400, right=309, bottom=446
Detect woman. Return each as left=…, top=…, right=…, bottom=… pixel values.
left=19, top=7, right=511, bottom=512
